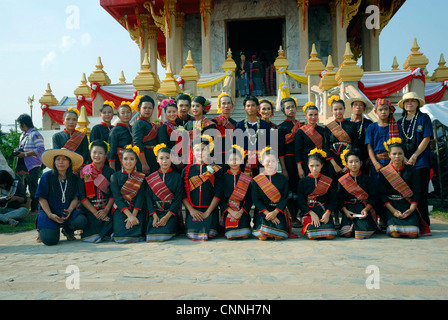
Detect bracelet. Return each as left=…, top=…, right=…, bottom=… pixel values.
left=24, top=152, right=27, bottom=157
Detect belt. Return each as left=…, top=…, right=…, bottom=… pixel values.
left=331, top=142, right=351, bottom=155
left=345, top=198, right=362, bottom=204
left=388, top=195, right=404, bottom=200
left=307, top=200, right=326, bottom=211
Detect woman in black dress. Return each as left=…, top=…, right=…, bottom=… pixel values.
left=107, top=102, right=133, bottom=172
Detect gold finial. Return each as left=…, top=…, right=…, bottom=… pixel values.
left=132, top=52, right=160, bottom=92
left=179, top=50, right=200, bottom=81
left=304, top=43, right=325, bottom=76
left=319, top=55, right=338, bottom=91
left=431, top=53, right=448, bottom=82
left=88, top=56, right=111, bottom=85
left=392, top=56, right=399, bottom=71
left=77, top=105, right=90, bottom=136
left=335, top=42, right=364, bottom=84
left=118, top=70, right=126, bottom=84
left=158, top=62, right=182, bottom=96
left=38, top=83, right=59, bottom=106
left=74, top=73, right=92, bottom=97
left=274, top=45, right=289, bottom=71
left=222, top=47, right=237, bottom=73
left=403, top=38, right=429, bottom=71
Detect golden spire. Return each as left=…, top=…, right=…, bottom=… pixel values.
left=304, top=43, right=325, bottom=76
left=319, top=55, right=339, bottom=91
left=335, top=42, right=364, bottom=84
left=158, top=62, right=182, bottom=96
left=403, top=38, right=429, bottom=71
left=118, top=70, right=126, bottom=84
left=179, top=50, right=200, bottom=81
left=274, top=45, right=289, bottom=71
left=391, top=56, right=400, bottom=71
left=132, top=52, right=160, bottom=92
left=38, top=83, right=59, bottom=106
left=87, top=56, right=111, bottom=85
left=77, top=105, right=90, bottom=136
left=222, top=48, right=237, bottom=73
left=74, top=73, right=92, bottom=97
left=431, top=53, right=448, bottom=82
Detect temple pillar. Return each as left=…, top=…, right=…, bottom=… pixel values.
left=330, top=0, right=347, bottom=67
left=200, top=0, right=212, bottom=98
left=165, top=0, right=178, bottom=74
left=361, top=23, right=380, bottom=71
left=297, top=0, right=309, bottom=70
left=175, top=11, right=185, bottom=75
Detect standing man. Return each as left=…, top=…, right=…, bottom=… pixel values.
left=15, top=114, right=45, bottom=214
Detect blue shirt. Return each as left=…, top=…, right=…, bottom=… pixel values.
left=365, top=122, right=403, bottom=166
left=397, top=112, right=433, bottom=169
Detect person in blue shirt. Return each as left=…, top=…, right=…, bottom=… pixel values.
left=397, top=92, right=433, bottom=226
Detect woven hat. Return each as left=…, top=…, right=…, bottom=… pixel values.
left=41, top=148, right=84, bottom=170
left=345, top=94, right=374, bottom=114
left=398, top=91, right=425, bottom=109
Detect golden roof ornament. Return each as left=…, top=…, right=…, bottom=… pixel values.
left=118, top=70, right=126, bottom=84
left=133, top=52, right=160, bottom=92
left=222, top=48, right=237, bottom=73
left=335, top=42, right=364, bottom=84
left=392, top=56, right=400, bottom=71
left=274, top=46, right=289, bottom=71
left=319, top=55, right=339, bottom=91
left=403, top=38, right=429, bottom=71
left=431, top=53, right=448, bottom=82
left=39, top=83, right=58, bottom=106
left=179, top=50, right=200, bottom=81
left=74, top=73, right=92, bottom=97
left=304, top=43, right=325, bottom=76
left=87, top=56, right=111, bottom=85
left=158, top=62, right=182, bottom=96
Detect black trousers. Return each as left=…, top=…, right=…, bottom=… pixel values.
left=25, top=166, right=41, bottom=211
left=414, top=167, right=431, bottom=226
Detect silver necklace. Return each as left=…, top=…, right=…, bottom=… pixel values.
left=59, top=178, right=67, bottom=203
left=402, top=112, right=418, bottom=141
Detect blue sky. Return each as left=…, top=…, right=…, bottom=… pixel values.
left=0, top=0, right=447, bottom=131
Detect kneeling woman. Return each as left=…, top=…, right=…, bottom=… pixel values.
left=252, top=148, right=292, bottom=240
left=337, top=149, right=378, bottom=240
left=182, top=136, right=223, bottom=241
left=219, top=145, right=253, bottom=239
left=110, top=145, right=146, bottom=243
left=79, top=140, right=115, bottom=243
left=145, top=144, right=183, bottom=242
left=378, top=139, right=431, bottom=238
left=36, top=148, right=87, bottom=245
left=298, top=149, right=337, bottom=240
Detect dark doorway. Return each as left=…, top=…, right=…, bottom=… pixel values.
left=227, top=18, right=284, bottom=96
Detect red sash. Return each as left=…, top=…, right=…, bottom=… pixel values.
left=300, top=124, right=323, bottom=149
left=121, top=172, right=145, bottom=202
left=308, top=175, right=332, bottom=201
left=214, top=114, right=235, bottom=137
left=326, top=120, right=352, bottom=143
left=63, top=130, right=85, bottom=152
left=253, top=174, right=281, bottom=203
left=228, top=173, right=252, bottom=211
left=285, top=120, right=301, bottom=144
left=82, top=164, right=110, bottom=199
left=188, top=165, right=221, bottom=191
left=380, top=164, right=431, bottom=235
left=142, top=122, right=159, bottom=143
left=145, top=172, right=174, bottom=202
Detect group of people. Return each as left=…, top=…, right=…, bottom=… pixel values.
left=0, top=89, right=433, bottom=246
left=236, top=52, right=267, bottom=97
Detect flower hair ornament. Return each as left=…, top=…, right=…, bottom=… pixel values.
left=328, top=95, right=341, bottom=106
left=383, top=137, right=402, bottom=152
left=67, top=107, right=80, bottom=116
left=258, top=146, right=272, bottom=162
left=302, top=101, right=315, bottom=114
left=120, top=101, right=133, bottom=109
left=232, top=144, right=246, bottom=159
left=125, top=144, right=140, bottom=156
left=130, top=95, right=144, bottom=112
left=309, top=148, right=327, bottom=158
left=203, top=99, right=212, bottom=112
left=159, top=98, right=176, bottom=109
left=89, top=141, right=110, bottom=153
left=103, top=100, right=116, bottom=109
left=340, top=148, right=350, bottom=167
left=217, top=92, right=231, bottom=113
left=153, top=143, right=167, bottom=156
left=200, top=134, right=214, bottom=154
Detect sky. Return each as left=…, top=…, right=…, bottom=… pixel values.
left=0, top=0, right=447, bottom=131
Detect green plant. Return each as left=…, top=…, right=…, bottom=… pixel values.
left=0, top=129, right=20, bottom=169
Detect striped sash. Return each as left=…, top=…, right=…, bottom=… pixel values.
left=326, top=121, right=352, bottom=143
left=285, top=120, right=301, bottom=144
left=300, top=124, right=323, bottom=149
left=143, top=122, right=159, bottom=143
left=228, top=173, right=252, bottom=211
left=338, top=173, right=368, bottom=202
left=188, top=165, right=221, bottom=191
left=254, top=174, right=281, bottom=204
left=379, top=164, right=413, bottom=200
left=63, top=130, right=85, bottom=152
left=121, top=172, right=145, bottom=202
left=145, top=172, right=174, bottom=202
left=308, top=175, right=332, bottom=201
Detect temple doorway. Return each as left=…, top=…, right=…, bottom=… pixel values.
left=227, top=18, right=284, bottom=96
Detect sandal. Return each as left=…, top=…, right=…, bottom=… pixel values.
left=62, top=228, right=76, bottom=241
left=8, top=219, right=19, bottom=227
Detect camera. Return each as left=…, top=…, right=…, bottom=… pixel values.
left=13, top=148, right=24, bottom=157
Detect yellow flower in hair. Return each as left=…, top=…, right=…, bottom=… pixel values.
left=120, top=101, right=133, bottom=109
left=383, top=137, right=402, bottom=152
left=78, top=127, right=87, bottom=134
left=340, top=148, right=350, bottom=167
left=103, top=100, right=115, bottom=109
left=131, top=95, right=144, bottom=112
left=258, top=146, right=272, bottom=162
left=68, top=107, right=80, bottom=116
left=217, top=92, right=230, bottom=114
left=153, top=143, right=167, bottom=156
left=232, top=144, right=246, bottom=158
left=309, top=148, right=327, bottom=158
left=328, top=95, right=341, bottom=106
left=302, top=101, right=315, bottom=114
left=201, top=135, right=214, bottom=154
left=126, top=144, right=140, bottom=155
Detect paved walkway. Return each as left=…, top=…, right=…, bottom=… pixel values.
left=1, top=217, right=448, bottom=300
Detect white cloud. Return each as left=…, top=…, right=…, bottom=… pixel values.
left=41, top=50, right=57, bottom=69
left=60, top=35, right=76, bottom=53
left=80, top=32, right=91, bottom=47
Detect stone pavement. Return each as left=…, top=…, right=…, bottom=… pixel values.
left=0, top=217, right=448, bottom=300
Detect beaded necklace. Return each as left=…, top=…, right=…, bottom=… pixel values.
left=402, top=111, right=419, bottom=142
left=245, top=118, right=260, bottom=146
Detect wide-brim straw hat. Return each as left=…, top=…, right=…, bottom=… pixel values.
left=345, top=94, right=374, bottom=114
left=41, top=148, right=84, bottom=170
left=398, top=91, right=425, bottom=109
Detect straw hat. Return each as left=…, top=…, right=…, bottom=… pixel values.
left=41, top=148, right=84, bottom=170
left=345, top=94, right=374, bottom=114
left=398, top=91, right=425, bottom=109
